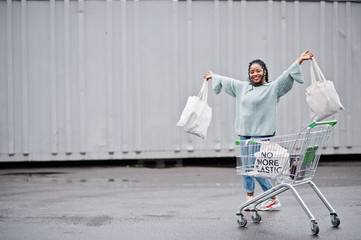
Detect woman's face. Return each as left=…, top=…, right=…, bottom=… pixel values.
left=249, top=63, right=266, bottom=85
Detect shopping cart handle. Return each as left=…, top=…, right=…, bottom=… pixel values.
left=308, top=120, right=338, bottom=128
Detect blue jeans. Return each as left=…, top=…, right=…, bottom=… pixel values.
left=240, top=135, right=273, bottom=194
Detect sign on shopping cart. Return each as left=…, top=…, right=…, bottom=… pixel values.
left=253, top=142, right=290, bottom=178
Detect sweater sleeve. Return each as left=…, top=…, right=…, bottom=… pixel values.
left=275, top=60, right=304, bottom=98
left=212, top=74, right=240, bottom=97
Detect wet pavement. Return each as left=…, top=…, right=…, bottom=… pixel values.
left=0, top=161, right=361, bottom=240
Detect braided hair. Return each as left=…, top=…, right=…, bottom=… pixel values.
left=248, top=59, right=269, bottom=84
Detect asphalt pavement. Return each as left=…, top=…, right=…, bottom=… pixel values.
left=1, top=160, right=361, bottom=240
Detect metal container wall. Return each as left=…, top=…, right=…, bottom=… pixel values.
left=0, top=0, right=360, bottom=162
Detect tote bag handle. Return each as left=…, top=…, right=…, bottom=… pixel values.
left=310, top=58, right=327, bottom=84
left=198, top=79, right=209, bottom=102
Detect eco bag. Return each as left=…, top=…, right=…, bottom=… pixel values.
left=253, top=142, right=290, bottom=178
left=306, top=58, right=344, bottom=122
left=176, top=79, right=212, bottom=139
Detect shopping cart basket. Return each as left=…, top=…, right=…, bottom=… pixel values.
left=235, top=120, right=340, bottom=235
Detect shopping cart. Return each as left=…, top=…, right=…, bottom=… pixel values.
left=235, top=120, right=340, bottom=235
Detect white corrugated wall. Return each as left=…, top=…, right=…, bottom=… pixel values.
left=0, top=0, right=361, bottom=162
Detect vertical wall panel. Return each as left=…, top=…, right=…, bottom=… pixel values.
left=78, top=0, right=86, bottom=154
left=240, top=0, right=247, bottom=83
left=6, top=0, right=14, bottom=156
left=133, top=0, right=142, bottom=153
left=64, top=0, right=72, bottom=154
left=106, top=0, right=114, bottom=153
left=120, top=0, right=129, bottom=154
left=333, top=1, right=341, bottom=148
left=49, top=0, right=58, bottom=154
left=1, top=0, right=361, bottom=162
left=227, top=0, right=234, bottom=150
left=172, top=0, right=181, bottom=153
left=186, top=0, right=193, bottom=152
left=320, top=1, right=326, bottom=67
left=21, top=0, right=28, bottom=155
left=344, top=2, right=353, bottom=148
left=0, top=3, right=6, bottom=154
left=293, top=1, right=301, bottom=129
left=213, top=0, right=221, bottom=151
left=351, top=3, right=361, bottom=148
left=267, top=0, right=274, bottom=67
left=280, top=0, right=288, bottom=132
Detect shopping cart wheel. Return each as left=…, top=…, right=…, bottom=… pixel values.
left=251, top=213, right=261, bottom=223
left=311, top=223, right=319, bottom=235
left=331, top=215, right=340, bottom=227
left=237, top=217, right=247, bottom=227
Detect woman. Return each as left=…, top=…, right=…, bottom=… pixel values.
left=204, top=50, right=314, bottom=211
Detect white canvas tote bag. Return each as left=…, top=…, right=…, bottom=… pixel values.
left=306, top=58, right=344, bottom=122
left=176, top=79, right=212, bottom=139
left=253, top=142, right=290, bottom=178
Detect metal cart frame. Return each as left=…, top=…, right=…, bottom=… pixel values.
left=235, top=120, right=340, bottom=235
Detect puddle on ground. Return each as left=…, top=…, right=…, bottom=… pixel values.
left=2, top=172, right=67, bottom=176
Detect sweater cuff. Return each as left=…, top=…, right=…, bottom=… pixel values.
left=212, top=74, right=222, bottom=94
left=288, top=60, right=304, bottom=84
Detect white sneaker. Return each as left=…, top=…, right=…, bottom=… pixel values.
left=244, top=195, right=255, bottom=211
left=256, top=197, right=281, bottom=211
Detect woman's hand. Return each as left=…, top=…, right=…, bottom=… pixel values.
left=203, top=70, right=214, bottom=80
left=298, top=50, right=314, bottom=64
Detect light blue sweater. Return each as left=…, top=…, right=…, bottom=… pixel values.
left=212, top=60, right=304, bottom=136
